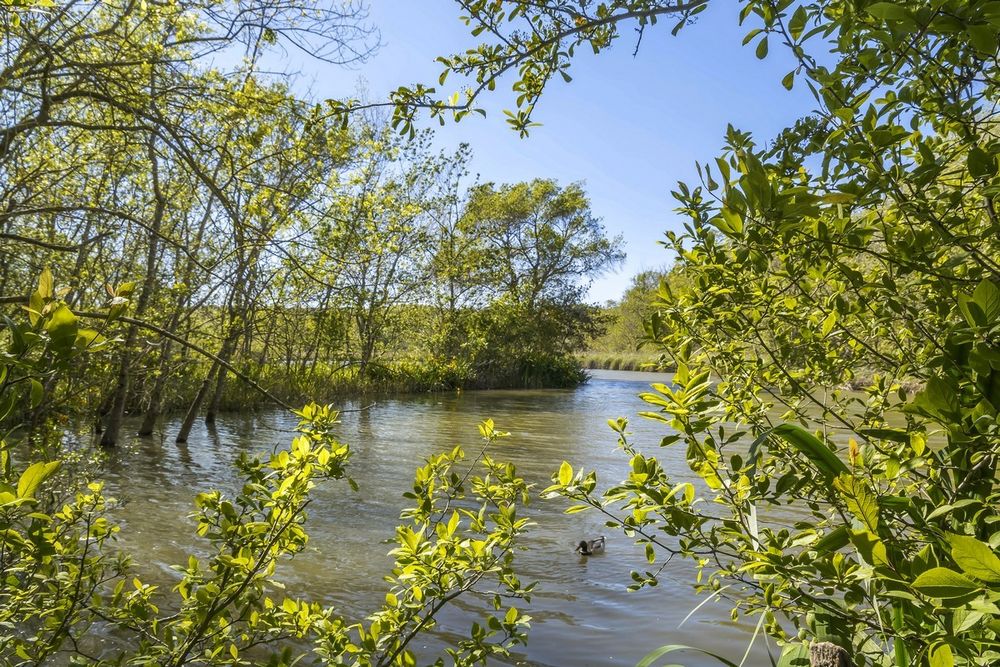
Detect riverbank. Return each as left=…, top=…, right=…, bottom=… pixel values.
left=575, top=351, right=666, bottom=372
left=111, top=354, right=590, bottom=416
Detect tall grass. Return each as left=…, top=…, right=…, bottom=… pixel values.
left=575, top=351, right=669, bottom=372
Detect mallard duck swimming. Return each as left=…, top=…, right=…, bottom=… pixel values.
left=575, top=536, right=606, bottom=555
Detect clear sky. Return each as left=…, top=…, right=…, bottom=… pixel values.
left=272, top=1, right=817, bottom=303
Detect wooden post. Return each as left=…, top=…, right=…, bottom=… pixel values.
left=810, top=642, right=851, bottom=667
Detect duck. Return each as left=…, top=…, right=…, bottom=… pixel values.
left=575, top=536, right=606, bottom=555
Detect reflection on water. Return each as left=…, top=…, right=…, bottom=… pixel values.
left=99, top=370, right=772, bottom=666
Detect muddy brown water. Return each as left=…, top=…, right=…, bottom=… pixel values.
left=97, top=370, right=780, bottom=666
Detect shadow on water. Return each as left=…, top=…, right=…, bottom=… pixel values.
left=98, top=369, right=773, bottom=666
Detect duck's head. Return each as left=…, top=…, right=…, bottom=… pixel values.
left=576, top=540, right=589, bottom=554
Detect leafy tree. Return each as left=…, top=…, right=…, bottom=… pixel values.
left=318, top=126, right=447, bottom=378
left=464, top=179, right=624, bottom=310
left=589, top=269, right=671, bottom=356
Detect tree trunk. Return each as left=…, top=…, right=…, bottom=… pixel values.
left=99, top=351, right=133, bottom=447
left=176, top=361, right=219, bottom=443
left=205, top=323, right=241, bottom=424
left=100, top=129, right=165, bottom=446
left=301, top=288, right=332, bottom=375
left=137, top=337, right=173, bottom=436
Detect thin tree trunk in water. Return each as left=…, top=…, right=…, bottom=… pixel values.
left=137, top=337, right=173, bottom=436
left=176, top=360, right=219, bottom=443
left=99, top=352, right=133, bottom=447
left=205, top=366, right=227, bottom=424
left=100, top=129, right=165, bottom=447
left=140, top=194, right=212, bottom=433
left=301, top=288, right=332, bottom=375
left=256, top=319, right=273, bottom=368
left=205, top=333, right=238, bottom=424
left=94, top=387, right=115, bottom=434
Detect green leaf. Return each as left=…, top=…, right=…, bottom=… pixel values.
left=967, top=24, right=998, bottom=54
left=908, top=376, right=960, bottom=421
left=75, top=328, right=106, bottom=350
left=953, top=608, right=985, bottom=634
left=17, top=461, right=61, bottom=499
left=929, top=643, right=954, bottom=667
left=821, top=311, right=837, bottom=337
left=834, top=475, right=879, bottom=532
left=755, top=36, right=768, bottom=59
left=781, top=70, right=795, bottom=90
left=719, top=207, right=743, bottom=235
left=968, top=146, right=997, bottom=179
left=912, top=567, right=980, bottom=599
left=866, top=3, right=915, bottom=22
left=558, top=460, right=573, bottom=486
left=857, top=428, right=909, bottom=443
left=957, top=293, right=986, bottom=328
left=771, top=424, right=848, bottom=479
left=788, top=6, right=808, bottom=40
left=45, top=304, right=78, bottom=348
left=27, top=291, right=43, bottom=326
left=849, top=529, right=889, bottom=566
left=813, top=526, right=850, bottom=553
left=637, top=644, right=739, bottom=667
left=29, top=379, right=43, bottom=408
left=776, top=643, right=810, bottom=667
left=948, top=534, right=1000, bottom=583
left=973, top=280, right=1000, bottom=323
left=37, top=268, right=53, bottom=300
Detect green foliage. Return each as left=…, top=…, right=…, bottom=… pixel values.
left=461, top=179, right=624, bottom=310
left=1, top=275, right=534, bottom=664
left=0, top=273, right=123, bottom=663
left=587, top=270, right=668, bottom=356
left=1, top=0, right=615, bottom=442
left=354, top=419, right=533, bottom=666
left=386, top=1, right=710, bottom=135
left=474, top=0, right=1000, bottom=664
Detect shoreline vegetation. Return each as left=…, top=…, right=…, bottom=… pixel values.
left=109, top=354, right=593, bottom=417
left=576, top=351, right=665, bottom=373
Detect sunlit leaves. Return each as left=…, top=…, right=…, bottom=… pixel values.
left=948, top=535, right=1000, bottom=584
left=15, top=461, right=60, bottom=500
left=912, top=568, right=980, bottom=599
left=457, top=0, right=1000, bottom=662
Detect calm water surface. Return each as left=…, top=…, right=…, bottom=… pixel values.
left=100, top=370, right=773, bottom=666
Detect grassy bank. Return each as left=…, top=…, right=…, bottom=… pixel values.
left=575, top=351, right=668, bottom=372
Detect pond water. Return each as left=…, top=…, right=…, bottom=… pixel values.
left=99, top=370, right=775, bottom=666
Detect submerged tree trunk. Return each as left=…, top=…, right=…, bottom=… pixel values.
left=176, top=360, right=220, bottom=443
left=139, top=192, right=213, bottom=434
left=100, top=132, right=165, bottom=446
left=205, top=331, right=238, bottom=424
left=137, top=337, right=173, bottom=436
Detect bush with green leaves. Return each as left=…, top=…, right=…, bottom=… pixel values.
left=1, top=271, right=119, bottom=663
left=412, top=0, right=1000, bottom=665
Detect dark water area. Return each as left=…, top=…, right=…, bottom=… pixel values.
left=98, top=370, right=775, bottom=666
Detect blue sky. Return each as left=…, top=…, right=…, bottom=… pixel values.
left=277, top=1, right=817, bottom=302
